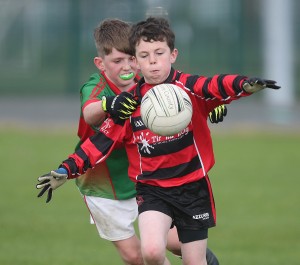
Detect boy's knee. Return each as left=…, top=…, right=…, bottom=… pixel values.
left=114, top=239, right=143, bottom=265
left=121, top=251, right=144, bottom=265
left=141, top=245, right=165, bottom=264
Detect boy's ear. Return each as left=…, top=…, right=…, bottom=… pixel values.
left=94, top=57, right=105, bottom=71
left=170, top=48, right=178, bottom=64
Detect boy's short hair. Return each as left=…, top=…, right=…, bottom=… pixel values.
left=94, top=19, right=134, bottom=57
left=129, top=17, right=175, bottom=54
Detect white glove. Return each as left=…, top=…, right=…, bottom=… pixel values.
left=36, top=168, right=68, bottom=203
left=242, top=77, right=280, bottom=93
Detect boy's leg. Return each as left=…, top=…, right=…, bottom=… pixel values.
left=112, top=236, right=143, bottom=265
left=166, top=227, right=219, bottom=265
left=84, top=196, right=143, bottom=265
left=181, top=239, right=208, bottom=265
left=138, top=210, right=172, bottom=265
left=166, top=227, right=181, bottom=256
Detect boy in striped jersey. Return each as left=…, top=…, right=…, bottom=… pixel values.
left=37, top=18, right=225, bottom=265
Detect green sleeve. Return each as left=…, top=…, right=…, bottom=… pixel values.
left=80, top=73, right=116, bottom=108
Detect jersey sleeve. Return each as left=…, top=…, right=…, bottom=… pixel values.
left=178, top=73, right=250, bottom=114
left=80, top=73, right=104, bottom=110
left=62, top=118, right=128, bottom=178
left=180, top=73, right=248, bottom=101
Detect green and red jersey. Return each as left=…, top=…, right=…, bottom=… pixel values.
left=75, top=72, right=137, bottom=200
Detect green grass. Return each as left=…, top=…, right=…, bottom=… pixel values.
left=0, top=128, right=299, bottom=265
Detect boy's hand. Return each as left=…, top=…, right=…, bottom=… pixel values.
left=102, top=92, right=139, bottom=120
left=242, top=77, right=280, bottom=93
left=36, top=168, right=68, bottom=203
left=209, top=105, right=227, bottom=124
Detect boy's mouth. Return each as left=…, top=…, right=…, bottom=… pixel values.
left=119, top=72, right=134, bottom=80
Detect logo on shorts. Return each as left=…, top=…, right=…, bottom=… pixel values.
left=136, top=195, right=144, bottom=206
left=193, top=212, right=209, bottom=220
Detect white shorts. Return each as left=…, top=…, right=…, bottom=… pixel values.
left=83, top=195, right=138, bottom=241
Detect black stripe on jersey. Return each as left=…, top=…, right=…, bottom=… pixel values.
left=185, top=75, right=199, bottom=93
left=62, top=148, right=91, bottom=174
left=75, top=148, right=91, bottom=172
left=61, top=157, right=81, bottom=175
left=202, top=77, right=213, bottom=99
left=173, top=71, right=182, bottom=82
left=138, top=130, right=194, bottom=157
left=89, top=131, right=114, bottom=156
left=137, top=155, right=202, bottom=181
left=232, top=75, right=246, bottom=95
left=217, top=74, right=229, bottom=99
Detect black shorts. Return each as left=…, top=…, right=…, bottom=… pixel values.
left=136, top=176, right=216, bottom=243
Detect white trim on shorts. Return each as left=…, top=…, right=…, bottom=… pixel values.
left=83, top=195, right=138, bottom=241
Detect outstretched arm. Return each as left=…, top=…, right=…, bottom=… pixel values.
left=191, top=74, right=280, bottom=102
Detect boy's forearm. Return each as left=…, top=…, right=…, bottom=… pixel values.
left=83, top=101, right=106, bottom=126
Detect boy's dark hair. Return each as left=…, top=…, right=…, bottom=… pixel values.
left=94, top=19, right=134, bottom=57
left=129, top=17, right=175, bottom=54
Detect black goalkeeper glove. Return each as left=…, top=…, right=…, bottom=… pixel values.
left=209, top=105, right=227, bottom=124
left=102, top=92, right=139, bottom=120
left=242, top=77, right=280, bottom=93
left=36, top=168, right=68, bottom=203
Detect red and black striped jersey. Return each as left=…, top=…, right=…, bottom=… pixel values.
left=62, top=68, right=249, bottom=187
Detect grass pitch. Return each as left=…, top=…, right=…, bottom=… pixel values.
left=0, top=128, right=299, bottom=265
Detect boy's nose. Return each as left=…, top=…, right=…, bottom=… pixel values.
left=149, top=54, right=157, bottom=64
left=123, top=62, right=131, bottom=69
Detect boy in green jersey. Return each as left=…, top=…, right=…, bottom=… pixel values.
left=37, top=18, right=226, bottom=265
left=75, top=19, right=142, bottom=265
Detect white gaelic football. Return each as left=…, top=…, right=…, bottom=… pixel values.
left=140, top=84, right=193, bottom=136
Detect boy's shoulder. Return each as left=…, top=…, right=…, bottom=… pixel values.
left=80, top=73, right=104, bottom=90
left=80, top=73, right=116, bottom=104
left=80, top=72, right=113, bottom=94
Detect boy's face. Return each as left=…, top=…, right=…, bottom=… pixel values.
left=134, top=39, right=178, bottom=85
left=94, top=47, right=138, bottom=91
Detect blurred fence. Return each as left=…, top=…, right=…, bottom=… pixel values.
left=0, top=0, right=299, bottom=101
